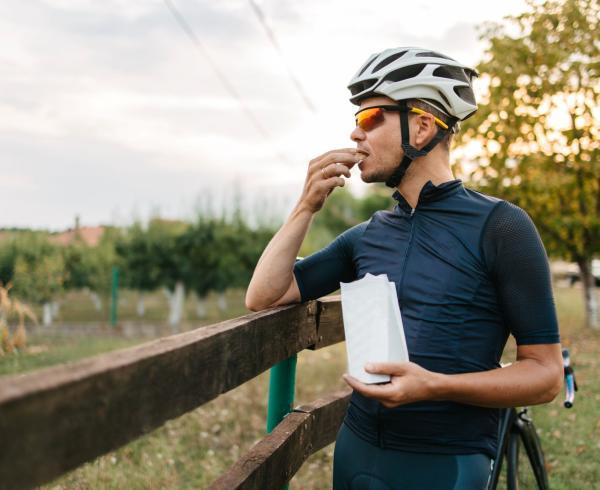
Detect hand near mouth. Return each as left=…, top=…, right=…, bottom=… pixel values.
left=297, top=148, right=363, bottom=213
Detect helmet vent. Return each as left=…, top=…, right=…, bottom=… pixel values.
left=433, top=65, right=470, bottom=83
left=454, top=85, right=476, bottom=105
left=386, top=63, right=426, bottom=82
left=416, top=50, right=454, bottom=60
left=372, top=50, right=407, bottom=73
left=358, top=56, right=377, bottom=76
left=349, top=78, right=378, bottom=96
left=437, top=90, right=451, bottom=108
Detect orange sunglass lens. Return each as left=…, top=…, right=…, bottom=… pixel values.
left=356, top=107, right=384, bottom=131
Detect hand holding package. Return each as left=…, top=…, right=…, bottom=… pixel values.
left=340, top=273, right=409, bottom=384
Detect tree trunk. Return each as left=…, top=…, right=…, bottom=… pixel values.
left=137, top=293, right=145, bottom=317
left=165, top=282, right=185, bottom=332
left=217, top=291, right=227, bottom=312
left=577, top=258, right=599, bottom=330
left=42, top=302, right=53, bottom=327
left=90, top=292, right=102, bottom=312
left=196, top=296, right=207, bottom=319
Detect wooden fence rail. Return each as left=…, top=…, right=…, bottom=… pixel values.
left=0, top=296, right=346, bottom=490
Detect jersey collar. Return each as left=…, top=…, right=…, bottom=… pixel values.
left=392, top=179, right=463, bottom=213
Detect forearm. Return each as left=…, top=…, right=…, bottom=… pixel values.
left=433, top=348, right=563, bottom=408
left=245, top=202, right=313, bottom=308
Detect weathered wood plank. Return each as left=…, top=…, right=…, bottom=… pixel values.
left=307, top=295, right=345, bottom=350
left=0, top=302, right=323, bottom=490
left=210, top=388, right=352, bottom=489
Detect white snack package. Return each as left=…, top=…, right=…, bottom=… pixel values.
left=340, top=273, right=409, bottom=384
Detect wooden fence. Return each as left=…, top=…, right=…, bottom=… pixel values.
left=0, top=296, right=349, bottom=489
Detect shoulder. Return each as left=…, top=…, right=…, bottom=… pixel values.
left=459, top=186, right=537, bottom=238
left=463, top=186, right=504, bottom=208
left=335, top=219, right=370, bottom=249
left=480, top=199, right=546, bottom=273
left=484, top=200, right=538, bottom=239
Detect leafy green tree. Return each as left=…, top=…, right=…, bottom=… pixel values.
left=177, top=218, right=218, bottom=316
left=357, top=184, right=395, bottom=220
left=128, top=219, right=188, bottom=328
left=63, top=232, right=118, bottom=299
left=457, top=0, right=599, bottom=328
left=8, top=234, right=65, bottom=326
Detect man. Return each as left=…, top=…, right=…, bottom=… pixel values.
left=245, top=47, right=563, bottom=489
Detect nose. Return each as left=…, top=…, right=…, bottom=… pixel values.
left=350, top=125, right=365, bottom=143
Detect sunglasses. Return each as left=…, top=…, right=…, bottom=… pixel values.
left=355, top=104, right=449, bottom=132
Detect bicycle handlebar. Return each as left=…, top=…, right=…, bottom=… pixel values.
left=562, top=348, right=577, bottom=408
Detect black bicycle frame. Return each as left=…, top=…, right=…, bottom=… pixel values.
left=488, top=407, right=550, bottom=489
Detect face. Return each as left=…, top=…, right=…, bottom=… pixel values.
left=350, top=96, right=403, bottom=183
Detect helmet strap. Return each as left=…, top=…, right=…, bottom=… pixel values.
left=384, top=100, right=453, bottom=189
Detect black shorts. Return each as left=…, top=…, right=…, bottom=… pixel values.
left=333, top=422, right=493, bottom=490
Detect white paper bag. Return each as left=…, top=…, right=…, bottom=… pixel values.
left=340, top=273, right=409, bottom=384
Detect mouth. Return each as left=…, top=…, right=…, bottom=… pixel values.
left=356, top=149, right=369, bottom=170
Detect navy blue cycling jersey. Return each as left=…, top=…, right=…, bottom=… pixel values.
left=293, top=179, right=560, bottom=459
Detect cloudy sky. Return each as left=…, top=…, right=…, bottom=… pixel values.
left=0, top=0, right=530, bottom=230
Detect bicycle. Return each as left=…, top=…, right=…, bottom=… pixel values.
left=487, top=348, right=578, bottom=489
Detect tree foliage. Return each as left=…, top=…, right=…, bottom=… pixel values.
left=457, top=0, right=599, bottom=327
left=458, top=0, right=598, bottom=261
left=6, top=234, right=65, bottom=304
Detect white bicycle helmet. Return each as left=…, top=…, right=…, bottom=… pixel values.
left=347, top=47, right=478, bottom=188
left=348, top=47, right=478, bottom=120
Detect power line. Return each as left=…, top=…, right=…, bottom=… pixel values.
left=247, top=0, right=316, bottom=113
left=163, top=0, right=274, bottom=143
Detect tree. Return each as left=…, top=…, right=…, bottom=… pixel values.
left=177, top=218, right=219, bottom=317
left=63, top=231, right=118, bottom=312
left=457, top=0, right=599, bottom=328
left=8, top=234, right=65, bottom=326
left=115, top=223, right=165, bottom=317
left=139, top=219, right=189, bottom=330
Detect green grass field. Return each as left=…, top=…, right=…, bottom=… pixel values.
left=1, top=286, right=598, bottom=489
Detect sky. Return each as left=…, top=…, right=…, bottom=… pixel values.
left=0, top=0, right=532, bottom=230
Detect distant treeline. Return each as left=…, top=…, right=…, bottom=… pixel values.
left=0, top=187, right=391, bottom=326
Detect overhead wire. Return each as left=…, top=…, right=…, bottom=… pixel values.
left=163, top=0, right=290, bottom=161
left=247, top=0, right=316, bottom=113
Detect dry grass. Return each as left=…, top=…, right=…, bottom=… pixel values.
left=0, top=284, right=37, bottom=355
left=0, top=286, right=594, bottom=489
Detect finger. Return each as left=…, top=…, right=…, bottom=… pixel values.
left=365, top=362, right=410, bottom=375
left=318, top=148, right=359, bottom=159
left=309, top=149, right=357, bottom=168
left=320, top=152, right=362, bottom=168
left=311, top=152, right=361, bottom=174
left=324, top=162, right=351, bottom=178
left=320, top=176, right=345, bottom=197
left=324, top=176, right=345, bottom=190
left=342, top=374, right=395, bottom=400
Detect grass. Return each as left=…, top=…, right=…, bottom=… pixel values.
left=1, top=286, right=598, bottom=489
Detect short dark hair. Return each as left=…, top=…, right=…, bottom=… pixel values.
left=406, top=99, right=457, bottom=151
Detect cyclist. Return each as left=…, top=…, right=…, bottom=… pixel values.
left=245, top=47, right=563, bottom=489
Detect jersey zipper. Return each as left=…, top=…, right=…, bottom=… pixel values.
left=398, top=207, right=416, bottom=303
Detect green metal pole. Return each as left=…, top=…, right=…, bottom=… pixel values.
left=110, top=266, right=119, bottom=327
left=266, top=354, right=297, bottom=490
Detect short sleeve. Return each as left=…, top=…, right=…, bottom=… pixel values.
left=481, top=201, right=560, bottom=345
left=293, top=221, right=366, bottom=302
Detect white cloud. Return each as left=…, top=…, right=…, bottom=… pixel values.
left=0, top=0, right=531, bottom=229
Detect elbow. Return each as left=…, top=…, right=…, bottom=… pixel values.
left=245, top=289, right=270, bottom=312
left=244, top=292, right=261, bottom=312
left=540, top=365, right=564, bottom=404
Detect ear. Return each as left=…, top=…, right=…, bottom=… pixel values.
left=411, top=113, right=437, bottom=149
